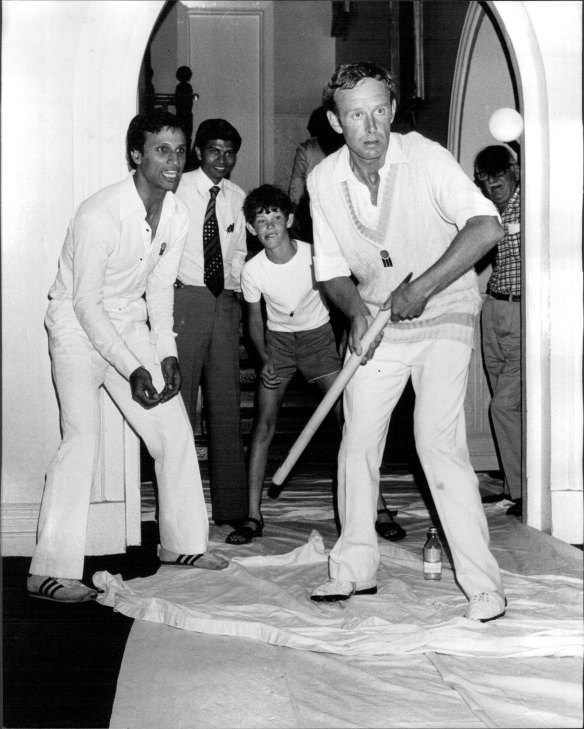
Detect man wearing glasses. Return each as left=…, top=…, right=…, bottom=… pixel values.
left=474, top=145, right=522, bottom=517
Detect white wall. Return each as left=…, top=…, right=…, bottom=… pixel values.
left=1, top=0, right=164, bottom=554
left=522, top=1, right=583, bottom=543
left=2, top=1, right=80, bottom=521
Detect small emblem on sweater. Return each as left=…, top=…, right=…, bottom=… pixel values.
left=159, top=242, right=167, bottom=256
left=226, top=223, right=234, bottom=233
left=380, top=250, right=392, bottom=267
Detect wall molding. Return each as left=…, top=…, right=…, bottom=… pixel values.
left=1, top=503, right=40, bottom=556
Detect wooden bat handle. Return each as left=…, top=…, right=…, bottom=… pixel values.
left=271, top=307, right=392, bottom=486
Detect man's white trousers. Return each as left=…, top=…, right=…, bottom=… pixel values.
left=329, top=338, right=504, bottom=598
left=30, top=303, right=208, bottom=579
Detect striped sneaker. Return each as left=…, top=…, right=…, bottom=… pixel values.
left=158, top=547, right=228, bottom=570
left=27, top=574, right=98, bottom=603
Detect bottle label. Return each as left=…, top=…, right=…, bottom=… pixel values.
left=424, top=561, right=442, bottom=574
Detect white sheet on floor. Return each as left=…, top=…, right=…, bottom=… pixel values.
left=103, top=477, right=583, bottom=728
left=94, top=529, right=582, bottom=659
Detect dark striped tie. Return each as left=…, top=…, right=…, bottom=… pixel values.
left=203, top=185, right=224, bottom=297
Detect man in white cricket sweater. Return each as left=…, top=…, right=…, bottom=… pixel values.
left=308, top=62, right=507, bottom=622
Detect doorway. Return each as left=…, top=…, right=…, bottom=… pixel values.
left=136, top=0, right=505, bottom=496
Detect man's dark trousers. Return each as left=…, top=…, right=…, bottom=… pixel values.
left=174, top=284, right=247, bottom=524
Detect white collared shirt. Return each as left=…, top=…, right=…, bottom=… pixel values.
left=48, top=174, right=189, bottom=378
left=341, top=148, right=395, bottom=228
left=175, top=168, right=247, bottom=290
left=307, top=132, right=500, bottom=346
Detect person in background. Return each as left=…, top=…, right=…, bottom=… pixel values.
left=474, top=145, right=522, bottom=517
left=226, top=184, right=405, bottom=546
left=288, top=106, right=345, bottom=243
left=28, top=110, right=227, bottom=604
left=307, top=61, right=506, bottom=623
left=174, top=118, right=248, bottom=529
left=174, top=66, right=197, bottom=169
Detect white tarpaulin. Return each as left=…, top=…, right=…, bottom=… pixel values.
left=100, top=474, right=583, bottom=728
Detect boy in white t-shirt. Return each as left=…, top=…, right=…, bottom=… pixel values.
left=226, top=185, right=406, bottom=546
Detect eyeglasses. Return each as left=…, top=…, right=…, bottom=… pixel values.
left=475, top=167, right=511, bottom=182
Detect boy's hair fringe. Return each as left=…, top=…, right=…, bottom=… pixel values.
left=243, top=184, right=294, bottom=223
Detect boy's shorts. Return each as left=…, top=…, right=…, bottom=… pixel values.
left=265, top=322, right=341, bottom=383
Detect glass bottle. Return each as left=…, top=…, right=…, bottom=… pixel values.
left=423, top=527, right=442, bottom=581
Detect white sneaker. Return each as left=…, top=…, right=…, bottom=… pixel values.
left=158, top=547, right=228, bottom=570
left=310, top=578, right=377, bottom=602
left=27, top=574, right=98, bottom=603
left=464, top=591, right=507, bottom=622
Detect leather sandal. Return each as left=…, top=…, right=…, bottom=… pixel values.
left=225, top=517, right=264, bottom=545
left=375, top=508, right=406, bottom=542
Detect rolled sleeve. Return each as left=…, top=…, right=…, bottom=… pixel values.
left=308, top=173, right=352, bottom=282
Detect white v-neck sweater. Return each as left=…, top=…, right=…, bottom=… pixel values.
left=308, top=132, right=499, bottom=347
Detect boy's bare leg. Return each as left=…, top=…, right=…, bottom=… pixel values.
left=246, top=378, right=290, bottom=523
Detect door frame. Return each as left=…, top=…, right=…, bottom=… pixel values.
left=69, top=0, right=581, bottom=546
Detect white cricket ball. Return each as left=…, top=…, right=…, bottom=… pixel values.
left=488, top=107, right=524, bottom=142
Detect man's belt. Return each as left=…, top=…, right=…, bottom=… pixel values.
left=488, top=290, right=521, bottom=302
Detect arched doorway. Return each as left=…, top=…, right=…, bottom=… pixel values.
left=76, top=0, right=570, bottom=549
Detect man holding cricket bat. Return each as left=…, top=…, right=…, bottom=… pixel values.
left=307, top=62, right=507, bottom=622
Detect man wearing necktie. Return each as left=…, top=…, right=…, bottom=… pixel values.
left=174, top=119, right=248, bottom=528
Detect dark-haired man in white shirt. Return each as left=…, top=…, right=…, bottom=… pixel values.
left=28, top=110, right=227, bottom=604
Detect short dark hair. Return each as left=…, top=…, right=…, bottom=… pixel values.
left=243, top=185, right=294, bottom=224
left=194, top=118, right=242, bottom=153
left=322, top=62, right=396, bottom=115
left=474, top=145, right=518, bottom=176
left=126, top=110, right=186, bottom=170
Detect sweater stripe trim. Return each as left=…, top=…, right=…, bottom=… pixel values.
left=381, top=312, right=477, bottom=348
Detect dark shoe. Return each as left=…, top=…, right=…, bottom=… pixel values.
left=506, top=498, right=522, bottom=517
left=225, top=517, right=264, bottom=545
left=375, top=508, right=406, bottom=541
left=27, top=574, right=98, bottom=603
left=481, top=492, right=508, bottom=503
